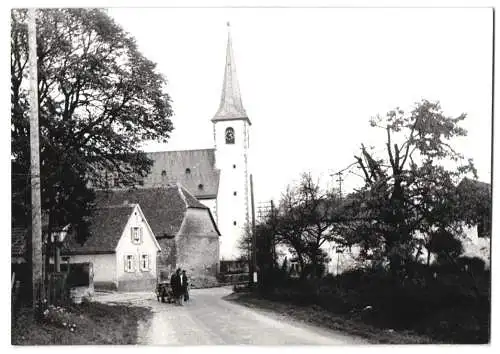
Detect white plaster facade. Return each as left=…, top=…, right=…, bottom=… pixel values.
left=213, top=119, right=251, bottom=260
left=65, top=204, right=161, bottom=290
left=115, top=204, right=161, bottom=289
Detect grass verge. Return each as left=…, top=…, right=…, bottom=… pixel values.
left=12, top=302, right=152, bottom=345
left=224, top=292, right=436, bottom=344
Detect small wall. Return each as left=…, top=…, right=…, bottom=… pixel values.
left=94, top=281, right=117, bottom=291
left=70, top=285, right=94, bottom=304
left=117, top=278, right=156, bottom=292
left=69, top=254, right=116, bottom=286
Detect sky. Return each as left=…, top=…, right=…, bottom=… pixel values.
left=107, top=7, right=493, bottom=204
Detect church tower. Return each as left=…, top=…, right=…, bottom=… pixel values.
left=212, top=23, right=251, bottom=261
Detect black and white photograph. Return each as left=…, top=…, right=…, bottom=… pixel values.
left=8, top=2, right=494, bottom=346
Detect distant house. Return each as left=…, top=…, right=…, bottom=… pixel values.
left=456, top=178, right=491, bottom=267
left=62, top=203, right=161, bottom=291
left=95, top=183, right=221, bottom=288
left=11, top=219, right=69, bottom=264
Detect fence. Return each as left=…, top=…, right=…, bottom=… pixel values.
left=11, top=273, right=21, bottom=321
left=217, top=272, right=249, bottom=285
left=220, top=260, right=249, bottom=274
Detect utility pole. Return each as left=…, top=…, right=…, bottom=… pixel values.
left=336, top=172, right=343, bottom=199
left=28, top=8, right=43, bottom=312
left=270, top=199, right=276, bottom=266
left=250, top=174, right=257, bottom=285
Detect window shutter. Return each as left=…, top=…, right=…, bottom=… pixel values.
left=132, top=255, right=136, bottom=272
left=146, top=254, right=150, bottom=270
left=130, top=227, right=134, bottom=243
left=139, top=227, right=143, bottom=243
left=124, top=255, right=128, bottom=272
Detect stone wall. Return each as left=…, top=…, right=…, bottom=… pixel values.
left=175, top=208, right=220, bottom=287
left=157, top=238, right=176, bottom=281
left=176, top=235, right=219, bottom=288
left=70, top=284, right=94, bottom=304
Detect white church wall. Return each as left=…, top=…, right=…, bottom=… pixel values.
left=214, top=119, right=251, bottom=260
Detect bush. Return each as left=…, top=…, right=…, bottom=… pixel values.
left=41, top=305, right=78, bottom=332
left=255, top=264, right=490, bottom=342
left=457, top=256, right=486, bottom=273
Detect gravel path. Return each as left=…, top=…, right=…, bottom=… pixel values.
left=95, top=287, right=367, bottom=345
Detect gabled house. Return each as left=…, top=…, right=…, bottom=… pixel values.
left=456, top=178, right=491, bottom=266
left=62, top=203, right=161, bottom=291
left=95, top=183, right=221, bottom=288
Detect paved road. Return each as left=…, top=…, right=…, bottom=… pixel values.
left=95, top=287, right=367, bottom=345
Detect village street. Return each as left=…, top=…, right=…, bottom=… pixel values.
left=95, top=286, right=367, bottom=345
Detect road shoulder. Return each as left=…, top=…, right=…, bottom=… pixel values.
left=224, top=291, right=435, bottom=344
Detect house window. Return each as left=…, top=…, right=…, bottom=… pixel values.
left=198, top=183, right=204, bottom=190
left=185, top=168, right=191, bottom=174
left=161, top=170, right=167, bottom=177
left=125, top=255, right=135, bottom=272
left=140, top=254, right=150, bottom=271
left=233, top=164, right=236, bottom=169
left=225, top=127, right=235, bottom=144
left=233, top=221, right=237, bottom=226
left=131, top=227, right=142, bottom=244
left=233, top=191, right=237, bottom=196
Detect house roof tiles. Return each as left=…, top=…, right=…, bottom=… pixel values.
left=94, top=185, right=212, bottom=240
left=63, top=204, right=135, bottom=255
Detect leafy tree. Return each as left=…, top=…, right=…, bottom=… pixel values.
left=11, top=9, right=173, bottom=235
left=272, top=185, right=310, bottom=277
left=342, top=100, right=477, bottom=273
left=456, top=178, right=492, bottom=237
left=428, top=228, right=464, bottom=265
left=238, top=218, right=279, bottom=290
left=272, top=174, right=340, bottom=278
left=237, top=224, right=252, bottom=262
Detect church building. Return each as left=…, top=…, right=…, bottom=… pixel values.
left=141, top=25, right=252, bottom=261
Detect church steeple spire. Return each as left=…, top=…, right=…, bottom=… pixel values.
left=212, top=23, right=250, bottom=124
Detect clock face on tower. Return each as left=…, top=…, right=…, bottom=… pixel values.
left=225, top=127, right=235, bottom=144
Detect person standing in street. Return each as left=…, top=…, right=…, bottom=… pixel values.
left=170, top=270, right=178, bottom=303
left=175, top=268, right=184, bottom=306
left=182, top=270, right=189, bottom=302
